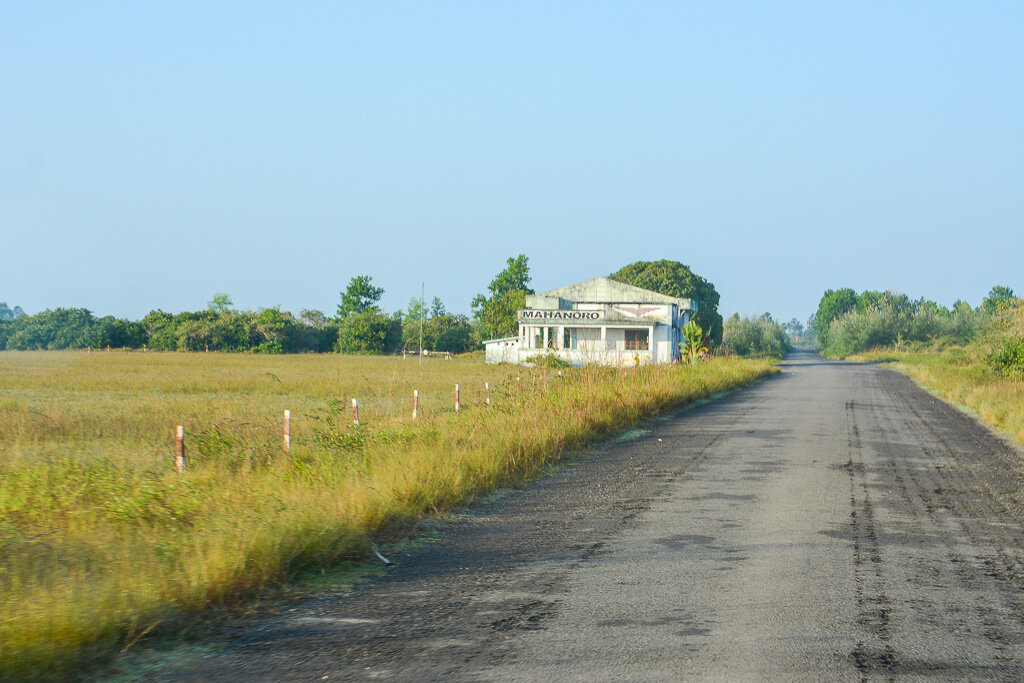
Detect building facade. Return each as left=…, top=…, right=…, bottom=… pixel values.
left=484, top=277, right=697, bottom=366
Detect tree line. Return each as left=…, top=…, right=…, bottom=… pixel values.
left=0, top=256, right=726, bottom=354
left=720, top=313, right=793, bottom=359
left=808, top=285, right=1023, bottom=376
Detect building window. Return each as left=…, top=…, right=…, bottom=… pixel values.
left=624, top=329, right=649, bottom=350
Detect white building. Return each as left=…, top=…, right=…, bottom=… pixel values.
left=484, top=277, right=697, bottom=366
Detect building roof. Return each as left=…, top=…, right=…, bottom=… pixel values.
left=533, top=277, right=695, bottom=309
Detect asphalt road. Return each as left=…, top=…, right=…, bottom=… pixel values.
left=160, top=350, right=1024, bottom=681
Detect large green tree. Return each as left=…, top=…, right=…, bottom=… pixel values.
left=337, top=275, right=384, bottom=321
left=472, top=255, right=534, bottom=340
left=982, top=285, right=1017, bottom=313
left=813, top=288, right=858, bottom=348
left=338, top=309, right=402, bottom=354
left=609, top=260, right=723, bottom=344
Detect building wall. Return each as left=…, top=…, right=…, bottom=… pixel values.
left=484, top=338, right=519, bottom=364
left=605, top=328, right=625, bottom=349
left=506, top=279, right=696, bottom=366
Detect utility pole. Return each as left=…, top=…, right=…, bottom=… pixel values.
left=419, top=281, right=424, bottom=366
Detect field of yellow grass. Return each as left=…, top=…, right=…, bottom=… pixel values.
left=848, top=348, right=1024, bottom=449
left=0, top=350, right=775, bottom=678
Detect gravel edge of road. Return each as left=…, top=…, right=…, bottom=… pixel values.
left=870, top=359, right=1024, bottom=460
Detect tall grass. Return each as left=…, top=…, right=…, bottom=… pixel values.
left=0, top=351, right=775, bottom=678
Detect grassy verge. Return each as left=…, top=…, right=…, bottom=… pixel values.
left=0, top=351, right=776, bottom=678
left=847, top=348, right=1024, bottom=448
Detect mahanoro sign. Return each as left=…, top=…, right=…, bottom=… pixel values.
left=517, top=309, right=604, bottom=323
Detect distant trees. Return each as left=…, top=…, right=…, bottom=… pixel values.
left=0, top=308, right=144, bottom=351
left=333, top=276, right=473, bottom=354
left=0, top=305, right=339, bottom=353
left=401, top=297, right=473, bottom=353
left=207, top=293, right=234, bottom=313
left=335, top=276, right=399, bottom=354
left=0, top=280, right=478, bottom=355
left=338, top=309, right=402, bottom=354
left=472, top=255, right=534, bottom=340
left=609, top=260, right=724, bottom=344
left=0, top=303, right=26, bottom=320
left=721, top=313, right=792, bottom=359
left=783, top=317, right=815, bottom=347
left=2, top=256, right=757, bottom=357
left=813, top=285, right=1022, bottom=360
left=982, top=285, right=1016, bottom=314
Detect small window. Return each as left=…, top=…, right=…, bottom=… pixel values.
left=624, top=329, right=649, bottom=350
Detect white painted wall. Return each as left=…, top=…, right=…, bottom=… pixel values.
left=484, top=338, right=520, bottom=364
left=606, top=328, right=626, bottom=350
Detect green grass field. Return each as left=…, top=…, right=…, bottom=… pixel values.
left=0, top=350, right=776, bottom=678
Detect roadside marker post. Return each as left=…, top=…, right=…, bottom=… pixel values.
left=485, top=382, right=491, bottom=406
left=352, top=398, right=359, bottom=425
left=412, top=390, right=419, bottom=420
left=175, top=425, right=186, bottom=474
left=283, top=410, right=291, bottom=451
left=455, top=384, right=460, bottom=412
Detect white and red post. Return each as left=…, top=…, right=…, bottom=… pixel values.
left=455, top=384, right=460, bottom=412
left=412, top=390, right=419, bottom=419
left=175, top=425, right=186, bottom=474
left=352, top=397, right=359, bottom=425
left=283, top=409, right=291, bottom=451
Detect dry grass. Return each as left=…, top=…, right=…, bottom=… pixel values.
left=848, top=348, right=1024, bottom=448
left=0, top=350, right=776, bottom=678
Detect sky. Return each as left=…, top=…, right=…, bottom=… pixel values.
left=2, top=1, right=1022, bottom=325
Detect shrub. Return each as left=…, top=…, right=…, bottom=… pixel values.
left=827, top=307, right=901, bottom=356
left=435, top=325, right=472, bottom=353
left=721, top=315, right=791, bottom=359
left=679, top=320, right=704, bottom=363
left=338, top=310, right=402, bottom=354
left=531, top=352, right=570, bottom=369
left=989, top=340, right=1024, bottom=378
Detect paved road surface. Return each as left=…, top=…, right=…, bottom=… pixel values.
left=162, top=350, right=1024, bottom=681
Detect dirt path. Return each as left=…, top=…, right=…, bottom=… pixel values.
left=156, top=350, right=1024, bottom=681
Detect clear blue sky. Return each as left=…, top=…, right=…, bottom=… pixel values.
left=2, top=1, right=1021, bottom=325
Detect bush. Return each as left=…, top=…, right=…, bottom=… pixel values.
left=989, top=340, right=1024, bottom=378
left=435, top=325, right=472, bottom=353
left=531, top=352, right=570, bottom=369
left=338, top=310, right=402, bottom=354
left=827, top=306, right=904, bottom=356
left=1, top=306, right=338, bottom=353
left=721, top=315, right=791, bottom=359
left=816, top=288, right=1009, bottom=357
